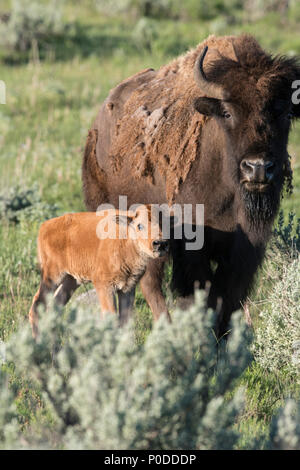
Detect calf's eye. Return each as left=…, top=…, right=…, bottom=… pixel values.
left=137, top=223, right=144, bottom=231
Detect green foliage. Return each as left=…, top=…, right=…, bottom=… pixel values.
left=0, top=185, right=58, bottom=224
left=0, top=370, right=19, bottom=449
left=0, top=293, right=251, bottom=449
left=95, top=0, right=236, bottom=20
left=273, top=210, right=300, bottom=256
left=0, top=293, right=299, bottom=449
left=243, top=0, right=291, bottom=22
left=253, top=257, right=300, bottom=378
left=95, top=0, right=292, bottom=21
left=132, top=17, right=159, bottom=52
left=269, top=399, right=300, bottom=450
left=0, top=0, right=66, bottom=52
left=288, top=0, right=300, bottom=23
left=0, top=0, right=299, bottom=451
left=95, top=0, right=179, bottom=19
left=251, top=212, right=300, bottom=380
left=252, top=212, right=299, bottom=306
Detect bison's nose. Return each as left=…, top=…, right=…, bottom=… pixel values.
left=240, top=159, right=274, bottom=183
left=153, top=240, right=169, bottom=252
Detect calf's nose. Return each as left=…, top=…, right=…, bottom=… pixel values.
left=240, top=159, right=274, bottom=183
left=152, top=240, right=169, bottom=251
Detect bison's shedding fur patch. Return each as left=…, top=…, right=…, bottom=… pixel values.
left=108, top=35, right=237, bottom=203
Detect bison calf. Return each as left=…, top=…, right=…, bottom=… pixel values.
left=29, top=205, right=169, bottom=338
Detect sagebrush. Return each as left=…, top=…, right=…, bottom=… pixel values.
left=253, top=213, right=300, bottom=380
left=0, top=291, right=299, bottom=449
left=0, top=0, right=65, bottom=52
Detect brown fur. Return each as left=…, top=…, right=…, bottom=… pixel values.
left=108, top=36, right=238, bottom=203
left=29, top=206, right=169, bottom=338
left=82, top=34, right=300, bottom=337
left=82, top=129, right=109, bottom=209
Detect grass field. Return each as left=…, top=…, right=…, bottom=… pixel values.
left=0, top=0, right=299, bottom=449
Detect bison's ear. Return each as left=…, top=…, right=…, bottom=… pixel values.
left=193, top=97, right=223, bottom=117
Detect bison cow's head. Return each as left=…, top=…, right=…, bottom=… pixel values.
left=193, top=35, right=300, bottom=225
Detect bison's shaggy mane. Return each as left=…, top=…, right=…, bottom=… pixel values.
left=108, top=34, right=298, bottom=205
left=109, top=35, right=238, bottom=203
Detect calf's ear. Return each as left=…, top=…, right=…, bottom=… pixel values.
left=114, top=215, right=133, bottom=226
left=193, top=97, right=222, bottom=117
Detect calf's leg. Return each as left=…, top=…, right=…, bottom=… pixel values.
left=29, top=280, right=57, bottom=339
left=94, top=282, right=116, bottom=318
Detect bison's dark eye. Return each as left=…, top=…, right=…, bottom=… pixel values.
left=223, top=111, right=232, bottom=119
left=137, top=223, right=144, bottom=231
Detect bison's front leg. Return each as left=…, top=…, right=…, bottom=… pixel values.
left=208, top=238, right=264, bottom=339
left=140, top=258, right=171, bottom=322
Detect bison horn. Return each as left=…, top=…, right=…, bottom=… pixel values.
left=194, top=46, right=226, bottom=100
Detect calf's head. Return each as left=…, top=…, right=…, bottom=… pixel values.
left=193, top=35, right=300, bottom=224
left=116, top=205, right=169, bottom=258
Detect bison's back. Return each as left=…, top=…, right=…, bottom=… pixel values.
left=83, top=35, right=237, bottom=208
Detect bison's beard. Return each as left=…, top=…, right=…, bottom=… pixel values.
left=240, top=184, right=281, bottom=230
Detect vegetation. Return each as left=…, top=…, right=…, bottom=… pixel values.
left=0, top=0, right=299, bottom=450
left=0, top=294, right=299, bottom=450
left=0, top=0, right=66, bottom=56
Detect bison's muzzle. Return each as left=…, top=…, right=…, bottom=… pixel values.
left=240, top=159, right=275, bottom=190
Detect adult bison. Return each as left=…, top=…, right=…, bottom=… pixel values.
left=82, top=34, right=300, bottom=337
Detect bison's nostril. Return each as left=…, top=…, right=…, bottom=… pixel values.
left=241, top=159, right=274, bottom=183
left=241, top=160, right=256, bottom=173
left=241, top=161, right=256, bottom=179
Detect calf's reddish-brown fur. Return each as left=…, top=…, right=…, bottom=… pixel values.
left=29, top=205, right=169, bottom=338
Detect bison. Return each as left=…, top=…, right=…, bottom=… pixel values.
left=82, top=34, right=300, bottom=337
left=29, top=205, right=169, bottom=338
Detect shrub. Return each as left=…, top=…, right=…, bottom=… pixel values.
left=0, top=371, right=19, bottom=449
left=288, top=0, right=300, bottom=22
left=253, top=257, right=300, bottom=378
left=132, top=17, right=159, bottom=52
left=273, top=210, right=300, bottom=257
left=132, top=17, right=191, bottom=56
left=269, top=399, right=300, bottom=450
left=253, top=212, right=300, bottom=379
left=0, top=0, right=65, bottom=52
left=95, top=0, right=243, bottom=20
left=1, top=290, right=300, bottom=449
left=0, top=185, right=58, bottom=224
left=1, top=292, right=253, bottom=449
left=96, top=0, right=175, bottom=19
left=242, top=0, right=291, bottom=21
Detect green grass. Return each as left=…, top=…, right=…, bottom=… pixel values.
left=0, top=0, right=299, bottom=449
